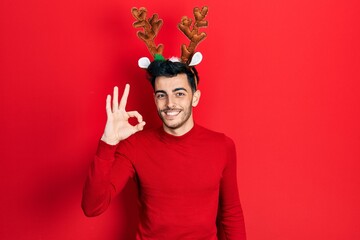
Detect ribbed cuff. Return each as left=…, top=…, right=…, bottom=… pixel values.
left=96, top=139, right=118, bottom=161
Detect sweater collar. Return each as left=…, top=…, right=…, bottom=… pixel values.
left=158, top=123, right=200, bottom=143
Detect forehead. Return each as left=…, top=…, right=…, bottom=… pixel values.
left=154, top=74, right=190, bottom=91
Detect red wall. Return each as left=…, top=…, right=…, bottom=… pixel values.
left=1, top=0, right=360, bottom=239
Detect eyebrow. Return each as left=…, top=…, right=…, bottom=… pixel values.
left=154, top=90, right=167, bottom=95
left=173, top=88, right=188, bottom=92
left=154, top=88, right=188, bottom=95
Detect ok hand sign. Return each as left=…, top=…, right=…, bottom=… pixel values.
left=101, top=84, right=146, bottom=145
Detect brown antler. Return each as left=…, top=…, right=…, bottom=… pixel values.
left=132, top=7, right=164, bottom=57
left=178, top=6, right=208, bottom=63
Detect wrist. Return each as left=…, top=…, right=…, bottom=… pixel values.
left=101, top=134, right=119, bottom=146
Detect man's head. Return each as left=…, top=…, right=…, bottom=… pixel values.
left=147, top=60, right=201, bottom=136
left=147, top=60, right=199, bottom=93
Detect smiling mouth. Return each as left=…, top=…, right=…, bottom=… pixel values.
left=164, top=110, right=181, bottom=116
left=161, top=109, right=182, bottom=117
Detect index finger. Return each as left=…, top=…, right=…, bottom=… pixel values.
left=112, top=86, right=119, bottom=110
left=119, top=84, right=130, bottom=110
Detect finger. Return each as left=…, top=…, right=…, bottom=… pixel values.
left=105, top=94, right=112, bottom=116
left=119, top=84, right=130, bottom=110
left=127, top=110, right=143, bottom=123
left=130, top=121, right=146, bottom=135
left=135, top=121, right=146, bottom=131
left=113, top=86, right=119, bottom=110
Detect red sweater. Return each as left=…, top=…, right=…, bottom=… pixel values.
left=82, top=124, right=246, bottom=240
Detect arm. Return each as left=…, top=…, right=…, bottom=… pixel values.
left=218, top=138, right=246, bottom=240
left=81, top=85, right=145, bottom=217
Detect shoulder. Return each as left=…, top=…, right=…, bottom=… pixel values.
left=196, top=124, right=234, bottom=142
left=195, top=124, right=236, bottom=149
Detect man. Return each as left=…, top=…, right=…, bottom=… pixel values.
left=82, top=60, right=246, bottom=239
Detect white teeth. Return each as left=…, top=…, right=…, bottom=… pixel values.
left=165, top=111, right=180, bottom=116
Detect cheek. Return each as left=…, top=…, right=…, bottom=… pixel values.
left=154, top=99, right=164, bottom=109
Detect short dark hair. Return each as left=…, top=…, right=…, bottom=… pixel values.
left=146, top=60, right=199, bottom=92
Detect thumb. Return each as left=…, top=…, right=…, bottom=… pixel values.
left=134, top=121, right=146, bottom=132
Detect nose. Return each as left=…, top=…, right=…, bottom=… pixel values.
left=166, top=95, right=176, bottom=108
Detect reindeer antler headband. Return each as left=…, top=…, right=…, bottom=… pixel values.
left=131, top=6, right=209, bottom=68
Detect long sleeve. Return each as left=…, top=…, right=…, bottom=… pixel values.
left=218, top=138, right=246, bottom=240
left=81, top=140, right=135, bottom=217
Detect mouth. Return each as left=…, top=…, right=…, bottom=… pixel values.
left=161, top=109, right=182, bottom=118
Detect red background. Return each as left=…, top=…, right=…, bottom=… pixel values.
left=1, top=0, right=360, bottom=239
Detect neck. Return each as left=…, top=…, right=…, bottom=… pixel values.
left=163, top=118, right=195, bottom=136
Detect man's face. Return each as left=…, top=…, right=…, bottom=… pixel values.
left=154, top=73, right=200, bottom=136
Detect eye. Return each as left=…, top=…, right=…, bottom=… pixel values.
left=176, top=92, right=186, bottom=97
left=156, top=93, right=166, bottom=99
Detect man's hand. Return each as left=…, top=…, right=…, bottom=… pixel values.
left=101, top=84, right=146, bottom=145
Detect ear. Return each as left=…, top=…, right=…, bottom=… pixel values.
left=192, top=90, right=201, bottom=107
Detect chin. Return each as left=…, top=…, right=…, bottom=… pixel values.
left=164, top=122, right=182, bottom=130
